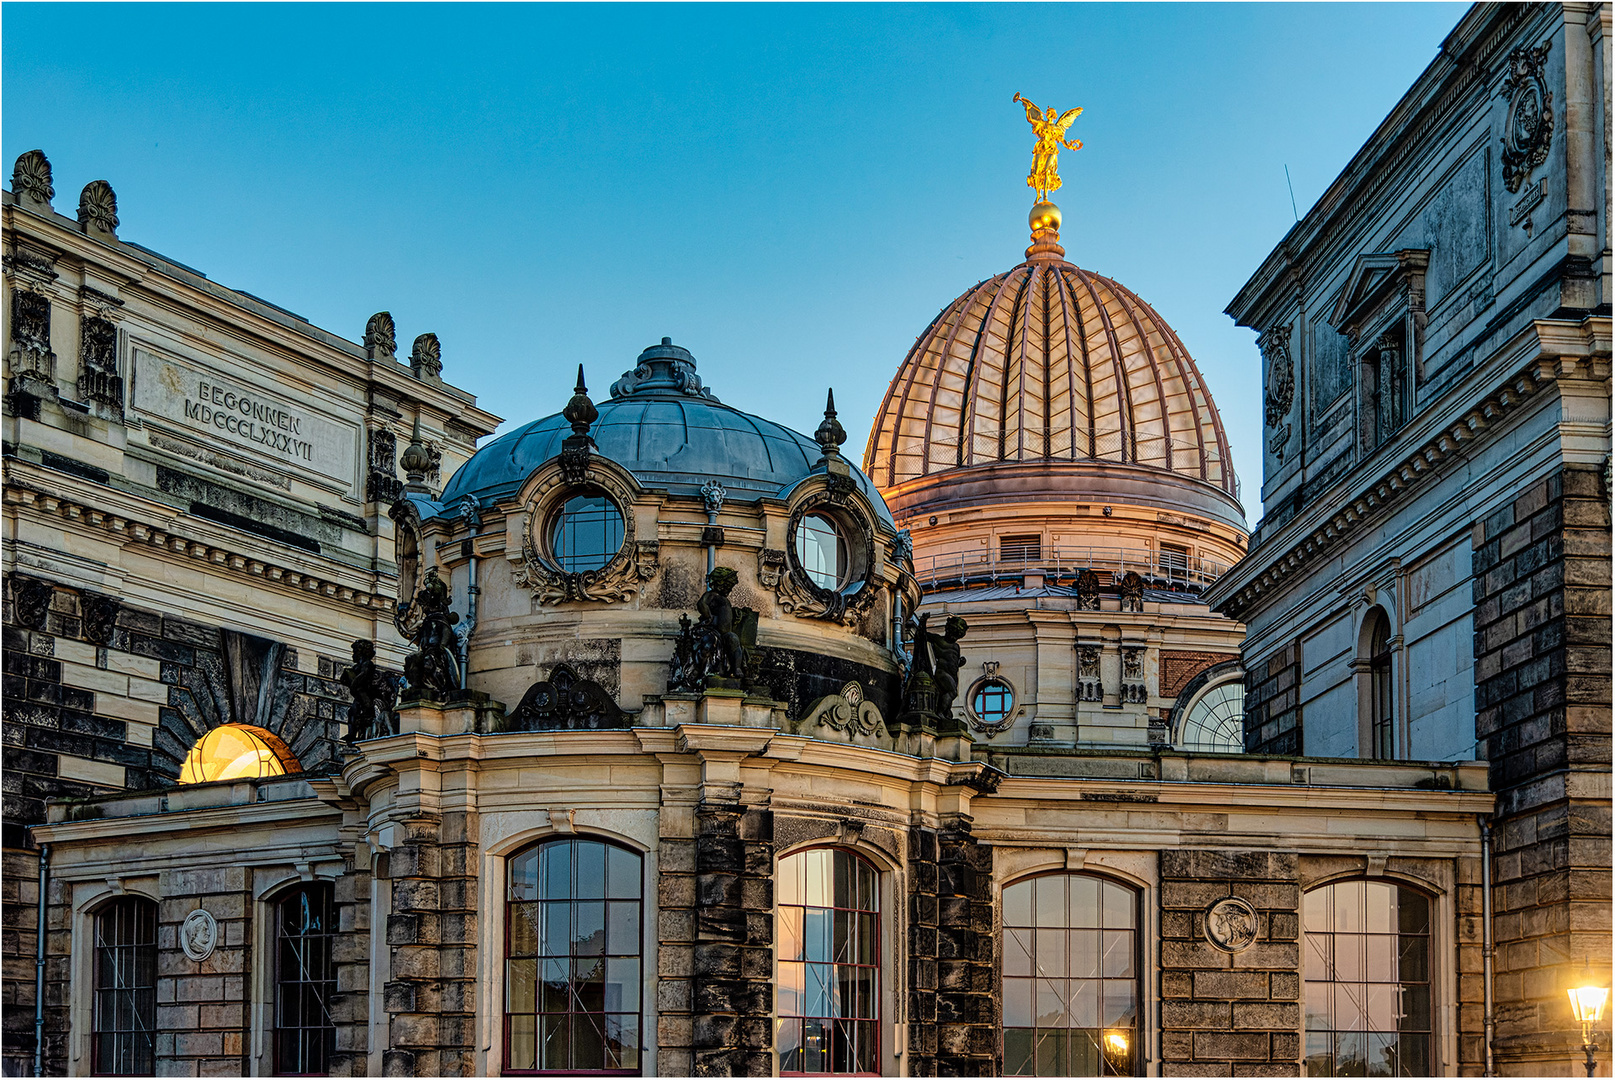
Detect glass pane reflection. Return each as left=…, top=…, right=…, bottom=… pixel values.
left=551, top=494, right=625, bottom=573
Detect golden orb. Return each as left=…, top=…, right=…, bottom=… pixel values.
left=1030, top=201, right=1062, bottom=233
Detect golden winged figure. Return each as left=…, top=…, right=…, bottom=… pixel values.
left=1014, top=93, right=1083, bottom=201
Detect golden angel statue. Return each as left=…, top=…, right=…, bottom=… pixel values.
left=1014, top=94, right=1083, bottom=201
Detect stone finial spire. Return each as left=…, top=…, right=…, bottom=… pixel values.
left=10, top=150, right=53, bottom=212
left=77, top=181, right=118, bottom=240
left=400, top=417, right=432, bottom=494
left=815, top=388, right=847, bottom=459
left=559, top=366, right=597, bottom=484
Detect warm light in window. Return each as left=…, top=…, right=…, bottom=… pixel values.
left=1105, top=1032, right=1129, bottom=1056
left=179, top=725, right=296, bottom=784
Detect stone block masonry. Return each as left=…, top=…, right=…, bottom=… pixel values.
left=1158, top=850, right=1301, bottom=1076
left=908, top=823, right=996, bottom=1077
left=1243, top=642, right=1301, bottom=756
left=1471, top=462, right=1612, bottom=1072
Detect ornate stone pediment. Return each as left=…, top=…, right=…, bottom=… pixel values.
left=1328, top=250, right=1429, bottom=344
left=508, top=663, right=630, bottom=731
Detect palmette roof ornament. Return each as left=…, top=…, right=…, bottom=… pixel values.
left=77, top=180, right=119, bottom=237
left=365, top=312, right=397, bottom=361
left=11, top=150, right=54, bottom=209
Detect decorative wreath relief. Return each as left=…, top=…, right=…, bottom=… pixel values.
left=1205, top=896, right=1260, bottom=953
left=181, top=908, right=219, bottom=962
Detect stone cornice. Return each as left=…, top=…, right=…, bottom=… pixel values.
left=2, top=465, right=393, bottom=610
left=2, top=199, right=500, bottom=434
left=1206, top=317, right=1611, bottom=622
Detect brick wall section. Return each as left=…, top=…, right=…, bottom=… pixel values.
left=1242, top=643, right=1301, bottom=755
left=1160, top=650, right=1230, bottom=699
left=1472, top=462, right=1613, bottom=1071
left=909, top=824, right=997, bottom=1077
left=690, top=803, right=774, bottom=1078
left=155, top=867, right=252, bottom=1077
left=1159, top=850, right=1301, bottom=1077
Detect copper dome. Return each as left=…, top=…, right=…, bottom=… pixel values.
left=864, top=246, right=1242, bottom=526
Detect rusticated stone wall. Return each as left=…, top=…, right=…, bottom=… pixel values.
left=909, top=823, right=996, bottom=1077
left=382, top=812, right=480, bottom=1077
left=1158, top=850, right=1301, bottom=1077
left=691, top=804, right=775, bottom=1077
left=1243, top=642, right=1301, bottom=756
left=1472, top=462, right=1613, bottom=1072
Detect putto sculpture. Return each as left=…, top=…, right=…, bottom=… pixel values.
left=668, top=566, right=759, bottom=692
left=339, top=640, right=401, bottom=741
left=1013, top=94, right=1083, bottom=202
left=901, top=612, right=968, bottom=719
left=399, top=567, right=462, bottom=700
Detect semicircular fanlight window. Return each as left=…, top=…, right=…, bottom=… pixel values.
left=1178, top=681, right=1245, bottom=754
left=179, top=724, right=299, bottom=784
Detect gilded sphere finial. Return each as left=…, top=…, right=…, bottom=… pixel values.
left=1030, top=201, right=1062, bottom=234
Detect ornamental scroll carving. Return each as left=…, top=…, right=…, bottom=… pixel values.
left=802, top=681, right=888, bottom=743
left=365, top=312, right=397, bottom=360
left=775, top=497, right=881, bottom=625
left=1500, top=42, right=1554, bottom=194
left=514, top=469, right=659, bottom=605
left=1260, top=325, right=1294, bottom=459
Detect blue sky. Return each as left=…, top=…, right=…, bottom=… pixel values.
left=4, top=2, right=1467, bottom=521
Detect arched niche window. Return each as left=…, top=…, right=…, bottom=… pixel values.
left=178, top=724, right=300, bottom=784
left=92, top=896, right=157, bottom=1076
left=1002, top=873, right=1139, bottom=1077
left=274, top=883, right=336, bottom=1076
left=1364, top=608, right=1394, bottom=760
left=776, top=848, right=880, bottom=1075
left=505, top=838, right=642, bottom=1074
left=549, top=491, right=625, bottom=574
left=1302, top=879, right=1432, bottom=1077
left=1176, top=679, right=1245, bottom=754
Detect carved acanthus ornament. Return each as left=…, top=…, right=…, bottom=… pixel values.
left=10, top=150, right=53, bottom=208
left=1500, top=42, right=1554, bottom=194
left=365, top=312, right=397, bottom=361
left=410, top=333, right=442, bottom=380
left=1260, top=324, right=1294, bottom=459
left=77, top=180, right=118, bottom=236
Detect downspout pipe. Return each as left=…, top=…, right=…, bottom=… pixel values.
left=33, top=841, right=49, bottom=1078
left=1480, top=813, right=1496, bottom=1077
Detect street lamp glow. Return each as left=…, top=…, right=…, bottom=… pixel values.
left=1570, top=982, right=1608, bottom=1078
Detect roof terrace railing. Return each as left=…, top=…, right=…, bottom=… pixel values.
left=911, top=545, right=1232, bottom=593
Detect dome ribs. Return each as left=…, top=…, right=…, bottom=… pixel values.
left=1007, top=266, right=1039, bottom=461
left=1133, top=292, right=1230, bottom=493
left=1070, top=267, right=1134, bottom=465
left=1053, top=266, right=1089, bottom=460
left=957, top=269, right=1023, bottom=470
left=1105, top=279, right=1175, bottom=474
left=935, top=277, right=1000, bottom=472
left=883, top=285, right=974, bottom=485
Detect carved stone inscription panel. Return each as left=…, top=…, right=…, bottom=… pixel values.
left=131, top=348, right=359, bottom=486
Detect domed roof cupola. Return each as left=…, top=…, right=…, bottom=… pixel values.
left=864, top=207, right=1243, bottom=529
left=442, top=338, right=892, bottom=524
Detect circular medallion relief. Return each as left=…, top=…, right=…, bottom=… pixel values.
left=1205, top=897, right=1259, bottom=953
left=181, top=908, right=219, bottom=962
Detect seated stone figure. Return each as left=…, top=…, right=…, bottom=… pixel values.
left=400, top=568, right=462, bottom=700
left=902, top=612, right=968, bottom=718
left=668, top=566, right=759, bottom=691
left=339, top=639, right=401, bottom=741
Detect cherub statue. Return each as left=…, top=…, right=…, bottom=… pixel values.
left=907, top=612, right=969, bottom=717
left=1014, top=94, right=1084, bottom=201
left=697, top=566, right=747, bottom=680
left=340, top=639, right=401, bottom=741
left=401, top=567, right=462, bottom=699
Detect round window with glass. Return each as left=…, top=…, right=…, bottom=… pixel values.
left=795, top=513, right=848, bottom=591
left=550, top=492, right=625, bottom=574
left=971, top=679, right=1014, bottom=728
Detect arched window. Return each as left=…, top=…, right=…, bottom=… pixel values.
left=505, top=838, right=642, bottom=1074
left=1364, top=608, right=1394, bottom=760
left=1302, top=879, right=1432, bottom=1077
left=777, top=848, right=879, bottom=1075
left=275, top=883, right=337, bottom=1076
left=1177, top=679, right=1245, bottom=753
left=1002, top=873, right=1139, bottom=1077
left=178, top=724, right=300, bottom=784
left=92, top=896, right=157, bottom=1076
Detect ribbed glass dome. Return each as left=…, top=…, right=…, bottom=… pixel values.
left=864, top=253, right=1237, bottom=504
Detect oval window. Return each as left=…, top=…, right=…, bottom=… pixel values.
left=795, top=514, right=847, bottom=591
left=972, top=679, right=1014, bottom=727
left=550, top=493, right=625, bottom=573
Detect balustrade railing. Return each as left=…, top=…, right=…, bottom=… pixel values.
left=911, top=545, right=1231, bottom=592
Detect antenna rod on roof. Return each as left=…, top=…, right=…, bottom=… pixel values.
left=1284, top=165, right=1300, bottom=223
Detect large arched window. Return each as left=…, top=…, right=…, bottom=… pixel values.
left=178, top=724, right=300, bottom=784
left=275, top=883, right=337, bottom=1076
left=1302, top=879, right=1432, bottom=1077
left=1002, top=873, right=1139, bottom=1077
left=505, top=838, right=642, bottom=1074
left=776, top=848, right=880, bottom=1075
left=92, top=896, right=157, bottom=1076
left=1176, top=679, right=1245, bottom=753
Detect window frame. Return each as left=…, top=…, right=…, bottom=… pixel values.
left=271, top=881, right=338, bottom=1077
left=546, top=488, right=627, bottom=575
left=501, top=836, right=646, bottom=1077
left=1299, top=876, right=1439, bottom=1078
left=774, top=845, right=889, bottom=1078
left=998, top=870, right=1143, bottom=1078
left=90, top=895, right=158, bottom=1078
